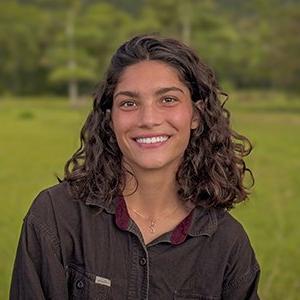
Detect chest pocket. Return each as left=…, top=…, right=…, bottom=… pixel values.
left=67, top=264, right=111, bottom=300
left=174, top=290, right=221, bottom=300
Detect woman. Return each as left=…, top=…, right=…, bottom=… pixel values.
left=10, top=35, right=260, bottom=299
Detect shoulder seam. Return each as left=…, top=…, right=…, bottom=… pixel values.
left=25, top=212, right=61, bottom=254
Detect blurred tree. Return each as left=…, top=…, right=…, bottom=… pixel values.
left=266, top=2, right=300, bottom=90
left=225, top=0, right=300, bottom=90
left=45, top=0, right=97, bottom=105
left=0, top=0, right=299, bottom=96
left=141, top=0, right=198, bottom=42
left=189, top=1, right=239, bottom=86
left=219, top=0, right=277, bottom=89
left=44, top=1, right=134, bottom=104
left=141, top=0, right=241, bottom=89
left=76, top=2, right=134, bottom=76
left=0, top=2, right=50, bottom=94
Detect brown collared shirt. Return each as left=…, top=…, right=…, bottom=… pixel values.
left=10, top=181, right=260, bottom=299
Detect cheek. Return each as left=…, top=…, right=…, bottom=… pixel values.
left=111, top=112, right=134, bottom=141
left=171, top=109, right=194, bottom=130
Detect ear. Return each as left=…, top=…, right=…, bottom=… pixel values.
left=191, top=101, right=202, bottom=130
left=191, top=113, right=199, bottom=129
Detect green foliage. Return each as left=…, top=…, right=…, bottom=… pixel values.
left=43, top=1, right=135, bottom=102
left=76, top=2, right=134, bottom=75
left=0, top=0, right=299, bottom=95
left=49, top=67, right=96, bottom=83
left=0, top=2, right=50, bottom=94
left=46, top=47, right=97, bottom=83
left=265, top=3, right=300, bottom=90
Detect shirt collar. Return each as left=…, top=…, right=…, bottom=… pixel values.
left=85, top=194, right=118, bottom=214
left=187, top=206, right=219, bottom=238
left=86, top=193, right=219, bottom=245
left=116, top=196, right=219, bottom=244
left=114, top=196, right=192, bottom=245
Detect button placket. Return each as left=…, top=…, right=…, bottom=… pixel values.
left=76, top=279, right=84, bottom=289
left=139, top=247, right=150, bottom=299
left=126, top=224, right=150, bottom=299
left=139, top=257, right=147, bottom=266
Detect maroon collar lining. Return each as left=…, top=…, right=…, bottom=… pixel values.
left=115, top=196, right=130, bottom=230
left=115, top=196, right=194, bottom=245
left=170, top=211, right=194, bottom=245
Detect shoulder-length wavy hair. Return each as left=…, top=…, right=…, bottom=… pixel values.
left=64, top=34, right=253, bottom=209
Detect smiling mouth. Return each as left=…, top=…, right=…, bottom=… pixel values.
left=134, top=135, right=170, bottom=144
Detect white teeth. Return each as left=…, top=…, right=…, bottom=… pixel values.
left=135, top=136, right=169, bottom=144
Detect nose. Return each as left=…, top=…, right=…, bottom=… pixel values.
left=137, top=102, right=163, bottom=128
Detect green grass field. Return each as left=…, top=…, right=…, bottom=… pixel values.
left=1, top=92, right=299, bottom=299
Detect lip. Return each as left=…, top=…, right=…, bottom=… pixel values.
left=132, top=134, right=171, bottom=149
left=132, top=133, right=171, bottom=139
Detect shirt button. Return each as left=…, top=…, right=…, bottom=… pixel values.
left=139, top=257, right=147, bottom=266
left=76, top=280, right=84, bottom=289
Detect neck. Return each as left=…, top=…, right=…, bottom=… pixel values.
left=122, top=164, right=180, bottom=217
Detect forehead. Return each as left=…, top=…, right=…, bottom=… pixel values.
left=115, top=60, right=187, bottom=93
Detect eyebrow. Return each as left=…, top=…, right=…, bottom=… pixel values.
left=114, top=86, right=185, bottom=99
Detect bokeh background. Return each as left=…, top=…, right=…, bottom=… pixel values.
left=1, top=0, right=299, bottom=299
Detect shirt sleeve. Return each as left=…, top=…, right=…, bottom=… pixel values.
left=221, top=225, right=261, bottom=300
left=10, top=213, right=68, bottom=300
left=222, top=263, right=260, bottom=300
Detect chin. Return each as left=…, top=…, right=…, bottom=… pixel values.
left=138, top=163, right=166, bottom=170
left=135, top=159, right=177, bottom=171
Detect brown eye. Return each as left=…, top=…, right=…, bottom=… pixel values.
left=120, top=100, right=137, bottom=110
left=162, top=97, right=178, bottom=104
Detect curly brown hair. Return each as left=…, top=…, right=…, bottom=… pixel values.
left=64, top=34, right=253, bottom=209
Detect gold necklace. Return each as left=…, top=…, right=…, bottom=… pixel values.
left=127, top=204, right=180, bottom=234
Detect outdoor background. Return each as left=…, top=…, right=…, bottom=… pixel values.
left=0, top=0, right=299, bottom=299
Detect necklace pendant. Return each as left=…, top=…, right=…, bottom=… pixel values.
left=149, top=220, right=156, bottom=234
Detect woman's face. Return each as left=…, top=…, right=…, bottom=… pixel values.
left=111, top=60, right=199, bottom=173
